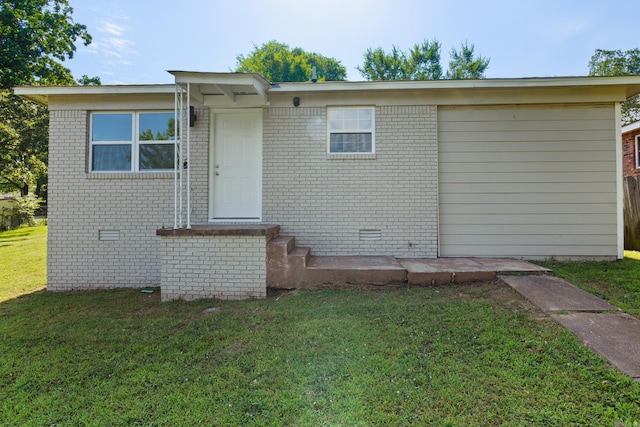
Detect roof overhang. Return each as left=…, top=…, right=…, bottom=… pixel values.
left=12, top=74, right=640, bottom=108
left=169, top=71, right=271, bottom=107
left=12, top=84, right=174, bottom=106
left=270, top=75, right=640, bottom=99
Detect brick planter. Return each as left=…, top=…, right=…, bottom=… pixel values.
left=157, top=224, right=279, bottom=301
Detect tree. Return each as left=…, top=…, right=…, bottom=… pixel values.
left=0, top=0, right=92, bottom=88
left=235, top=40, right=347, bottom=82
left=0, top=0, right=94, bottom=198
left=588, top=49, right=640, bottom=125
left=0, top=91, right=48, bottom=196
left=358, top=39, right=490, bottom=81
left=446, top=42, right=490, bottom=79
left=76, top=74, right=101, bottom=85
left=357, top=39, right=442, bottom=81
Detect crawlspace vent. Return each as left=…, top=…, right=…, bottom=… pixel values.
left=359, top=229, right=382, bottom=241
left=99, top=230, right=120, bottom=241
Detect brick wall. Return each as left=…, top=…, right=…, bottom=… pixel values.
left=48, top=102, right=439, bottom=293
left=623, top=128, right=640, bottom=177
left=47, top=108, right=209, bottom=291
left=159, top=235, right=267, bottom=301
left=262, top=105, right=438, bottom=257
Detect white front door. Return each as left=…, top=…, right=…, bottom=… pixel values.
left=211, top=110, right=262, bottom=220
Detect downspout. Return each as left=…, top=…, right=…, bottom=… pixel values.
left=615, top=102, right=623, bottom=259
left=186, top=82, right=191, bottom=229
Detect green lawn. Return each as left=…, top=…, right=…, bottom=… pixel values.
left=1, top=227, right=640, bottom=425
left=0, top=225, right=46, bottom=302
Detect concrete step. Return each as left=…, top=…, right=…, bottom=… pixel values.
left=267, top=232, right=550, bottom=290
left=266, top=235, right=298, bottom=288
left=266, top=235, right=296, bottom=257
left=289, top=246, right=310, bottom=266
left=305, top=255, right=407, bottom=286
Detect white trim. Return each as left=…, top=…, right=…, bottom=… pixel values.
left=623, top=121, right=640, bottom=134
left=615, top=102, right=624, bottom=260
left=271, top=75, right=640, bottom=96
left=327, top=106, right=375, bottom=154
left=15, top=75, right=640, bottom=107
left=89, top=111, right=176, bottom=174
left=636, top=135, right=640, bottom=170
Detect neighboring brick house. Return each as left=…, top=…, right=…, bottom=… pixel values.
left=14, top=73, right=640, bottom=300
left=622, top=121, right=640, bottom=176
left=0, top=193, right=15, bottom=230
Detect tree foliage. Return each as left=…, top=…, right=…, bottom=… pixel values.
left=446, top=42, right=490, bottom=79
left=0, top=0, right=91, bottom=88
left=76, top=74, right=101, bottom=85
left=235, top=40, right=347, bottom=82
left=588, top=48, right=640, bottom=125
left=358, top=40, right=442, bottom=81
left=358, top=40, right=490, bottom=81
left=0, top=0, right=94, bottom=198
left=0, top=91, right=48, bottom=196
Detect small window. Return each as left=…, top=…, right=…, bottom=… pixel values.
left=327, top=107, right=374, bottom=153
left=90, top=112, right=177, bottom=173
left=636, top=135, right=640, bottom=169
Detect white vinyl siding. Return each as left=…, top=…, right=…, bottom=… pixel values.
left=438, top=104, right=617, bottom=259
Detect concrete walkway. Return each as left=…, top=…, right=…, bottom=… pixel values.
left=500, top=275, right=640, bottom=382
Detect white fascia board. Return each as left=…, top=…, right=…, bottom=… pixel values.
left=13, top=85, right=174, bottom=105
left=622, top=121, right=640, bottom=133
left=271, top=76, right=640, bottom=97
left=169, top=71, right=271, bottom=90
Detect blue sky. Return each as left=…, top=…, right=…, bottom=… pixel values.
left=66, top=0, right=640, bottom=85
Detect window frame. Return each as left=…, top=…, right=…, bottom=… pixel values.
left=636, top=134, right=640, bottom=169
left=89, top=111, right=177, bottom=173
left=327, top=106, right=375, bottom=154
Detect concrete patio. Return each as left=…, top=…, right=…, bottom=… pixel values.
left=267, top=234, right=550, bottom=288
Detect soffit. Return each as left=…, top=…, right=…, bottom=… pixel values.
left=168, top=71, right=271, bottom=106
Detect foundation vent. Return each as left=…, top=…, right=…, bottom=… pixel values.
left=359, top=229, right=382, bottom=241
left=99, top=230, right=120, bottom=241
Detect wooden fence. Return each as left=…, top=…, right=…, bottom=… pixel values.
left=624, top=176, right=640, bottom=250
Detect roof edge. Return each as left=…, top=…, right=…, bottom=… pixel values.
left=271, top=75, right=640, bottom=97
left=622, top=121, right=640, bottom=133
left=13, top=84, right=175, bottom=105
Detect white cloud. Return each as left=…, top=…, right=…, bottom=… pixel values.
left=545, top=18, right=589, bottom=40
left=107, top=37, right=136, bottom=54
left=100, top=21, right=125, bottom=36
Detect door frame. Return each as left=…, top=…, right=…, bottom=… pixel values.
left=208, top=108, right=263, bottom=222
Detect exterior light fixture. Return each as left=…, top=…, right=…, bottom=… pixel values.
left=189, top=105, right=197, bottom=127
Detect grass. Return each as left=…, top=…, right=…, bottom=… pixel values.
left=1, top=227, right=639, bottom=425
left=1, top=284, right=639, bottom=426
left=538, top=252, right=640, bottom=317
left=0, top=225, right=46, bottom=302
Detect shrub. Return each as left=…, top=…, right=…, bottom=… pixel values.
left=10, top=193, right=41, bottom=228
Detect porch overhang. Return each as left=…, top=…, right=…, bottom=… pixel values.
left=168, top=71, right=271, bottom=107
